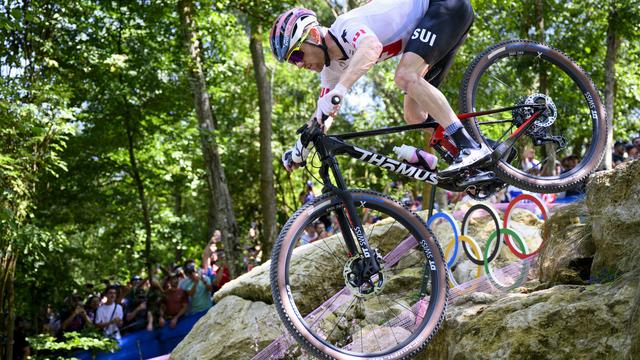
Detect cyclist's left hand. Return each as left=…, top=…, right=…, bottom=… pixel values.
left=316, top=84, right=347, bottom=121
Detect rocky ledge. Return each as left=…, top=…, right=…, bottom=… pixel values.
left=171, top=160, right=640, bottom=359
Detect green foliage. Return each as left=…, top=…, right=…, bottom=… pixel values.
left=1, top=0, right=638, bottom=334
left=28, top=330, right=119, bottom=359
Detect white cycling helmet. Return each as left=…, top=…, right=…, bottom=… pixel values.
left=269, top=8, right=318, bottom=62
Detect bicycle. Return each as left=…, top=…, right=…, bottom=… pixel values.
left=270, top=39, right=606, bottom=359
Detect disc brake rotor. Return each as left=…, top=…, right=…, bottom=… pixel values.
left=513, top=93, right=558, bottom=132
left=343, top=255, right=386, bottom=299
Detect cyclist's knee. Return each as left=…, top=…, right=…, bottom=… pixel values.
left=394, top=69, right=422, bottom=93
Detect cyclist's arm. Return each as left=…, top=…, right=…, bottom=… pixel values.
left=314, top=27, right=381, bottom=129
left=337, top=35, right=382, bottom=90
left=315, top=68, right=340, bottom=132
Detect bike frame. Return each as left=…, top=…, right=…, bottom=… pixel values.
left=305, top=103, right=546, bottom=277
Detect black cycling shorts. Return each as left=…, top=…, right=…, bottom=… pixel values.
left=404, top=0, right=474, bottom=86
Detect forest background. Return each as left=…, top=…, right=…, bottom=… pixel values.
left=0, top=0, right=638, bottom=345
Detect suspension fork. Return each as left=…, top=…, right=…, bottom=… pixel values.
left=319, top=157, right=381, bottom=277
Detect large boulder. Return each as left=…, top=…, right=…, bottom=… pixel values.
left=170, top=295, right=283, bottom=360
left=414, top=277, right=638, bottom=359
left=538, top=202, right=595, bottom=285
left=586, top=160, right=640, bottom=276
left=213, top=261, right=271, bottom=304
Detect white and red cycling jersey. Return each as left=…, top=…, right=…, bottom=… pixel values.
left=320, top=0, right=430, bottom=95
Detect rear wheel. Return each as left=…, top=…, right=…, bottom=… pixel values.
left=459, top=40, right=607, bottom=193
left=270, top=190, right=448, bottom=359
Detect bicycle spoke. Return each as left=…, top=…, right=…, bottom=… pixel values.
left=528, top=144, right=565, bottom=173
left=376, top=295, right=400, bottom=346
left=380, top=293, right=419, bottom=316
left=360, top=308, right=364, bottom=353
left=320, top=237, right=348, bottom=263
left=309, top=289, right=349, bottom=329
left=326, top=296, right=357, bottom=342
left=306, top=240, right=346, bottom=268
left=294, top=255, right=336, bottom=269
left=380, top=218, right=398, bottom=242
left=336, top=231, right=351, bottom=256
left=489, top=73, right=513, bottom=91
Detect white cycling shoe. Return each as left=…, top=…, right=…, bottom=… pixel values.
left=439, top=145, right=492, bottom=176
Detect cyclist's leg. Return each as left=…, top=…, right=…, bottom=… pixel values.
left=424, top=32, right=469, bottom=88
left=404, top=96, right=428, bottom=125
left=396, top=0, right=474, bottom=126
left=397, top=54, right=456, bottom=128
left=396, top=0, right=488, bottom=173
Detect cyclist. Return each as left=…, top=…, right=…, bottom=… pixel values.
left=270, top=0, right=490, bottom=176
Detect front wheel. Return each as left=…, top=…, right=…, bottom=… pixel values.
left=270, top=190, right=448, bottom=359
left=459, top=39, right=607, bottom=193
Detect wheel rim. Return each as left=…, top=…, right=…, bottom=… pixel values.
left=462, top=41, right=605, bottom=189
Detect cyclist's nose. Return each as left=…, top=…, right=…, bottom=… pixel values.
left=296, top=62, right=304, bottom=69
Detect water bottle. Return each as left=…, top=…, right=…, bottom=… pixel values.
left=393, top=144, right=438, bottom=171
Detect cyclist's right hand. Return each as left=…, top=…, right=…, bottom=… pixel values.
left=282, top=139, right=310, bottom=173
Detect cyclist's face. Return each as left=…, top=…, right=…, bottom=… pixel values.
left=292, top=42, right=324, bottom=73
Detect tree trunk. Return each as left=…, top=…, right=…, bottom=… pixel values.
left=248, top=26, right=277, bottom=263
left=533, top=0, right=556, bottom=176
left=0, top=252, right=17, bottom=360
left=124, top=115, right=154, bottom=278
left=173, top=180, right=184, bottom=261
left=178, top=0, right=241, bottom=278
left=6, top=256, right=16, bottom=360
left=603, top=6, right=620, bottom=170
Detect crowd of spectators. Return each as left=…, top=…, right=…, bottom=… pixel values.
left=612, top=136, right=640, bottom=167
left=39, top=229, right=262, bottom=346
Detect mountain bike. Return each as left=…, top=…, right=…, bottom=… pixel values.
left=270, top=39, right=606, bottom=359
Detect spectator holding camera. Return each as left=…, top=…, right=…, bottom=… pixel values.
left=84, top=295, right=101, bottom=325
left=60, top=294, right=90, bottom=333
left=180, top=263, right=212, bottom=314
left=96, top=285, right=123, bottom=340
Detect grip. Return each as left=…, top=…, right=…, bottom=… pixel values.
left=320, top=96, right=342, bottom=122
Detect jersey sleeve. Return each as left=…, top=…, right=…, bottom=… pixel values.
left=334, top=21, right=378, bottom=51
